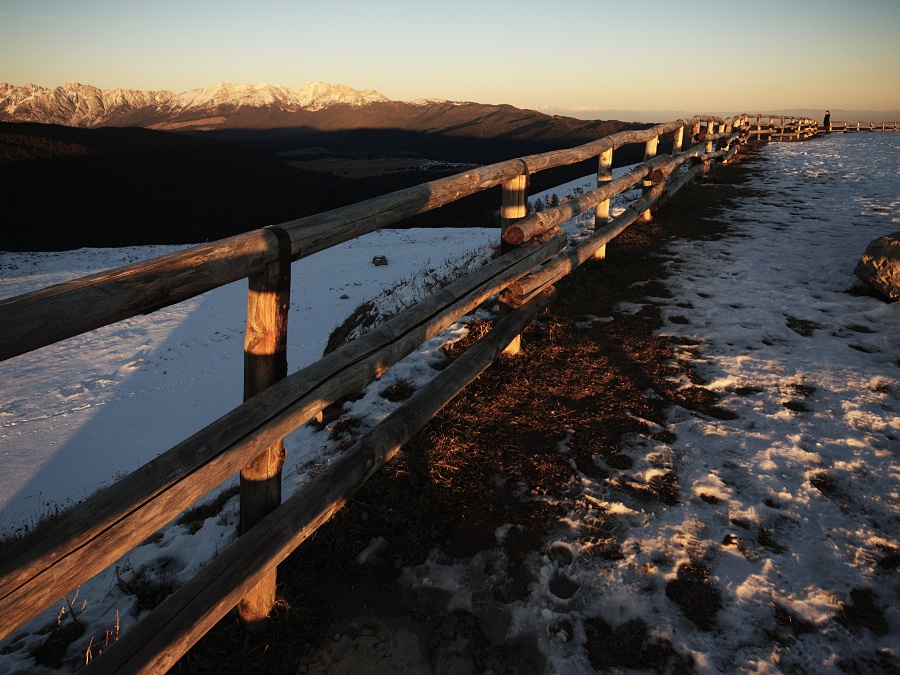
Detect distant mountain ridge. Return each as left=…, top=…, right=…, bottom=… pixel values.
left=0, top=82, right=648, bottom=145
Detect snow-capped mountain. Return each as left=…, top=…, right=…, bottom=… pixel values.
left=0, top=81, right=174, bottom=127
left=0, top=79, right=644, bottom=157
left=166, top=81, right=389, bottom=113
left=0, top=80, right=393, bottom=127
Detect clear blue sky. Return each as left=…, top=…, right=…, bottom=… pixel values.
left=1, top=0, right=898, bottom=113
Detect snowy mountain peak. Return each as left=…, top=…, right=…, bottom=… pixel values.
left=167, top=80, right=388, bottom=112
left=0, top=80, right=391, bottom=127
left=0, top=81, right=176, bottom=126
left=168, top=81, right=282, bottom=110
left=290, top=81, right=389, bottom=110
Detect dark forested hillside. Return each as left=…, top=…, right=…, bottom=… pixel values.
left=0, top=123, right=459, bottom=251
left=1, top=111, right=646, bottom=251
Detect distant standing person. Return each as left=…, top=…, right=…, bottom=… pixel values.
left=824, top=110, right=831, bottom=133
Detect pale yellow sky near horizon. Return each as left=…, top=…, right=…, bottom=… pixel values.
left=1, top=0, right=898, bottom=114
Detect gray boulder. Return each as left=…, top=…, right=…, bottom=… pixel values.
left=855, top=231, right=900, bottom=301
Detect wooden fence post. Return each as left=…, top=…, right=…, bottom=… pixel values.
left=500, top=173, right=528, bottom=253
left=499, top=173, right=528, bottom=355
left=639, top=135, right=658, bottom=222
left=593, top=147, right=614, bottom=259
left=238, top=225, right=291, bottom=625
left=671, top=125, right=684, bottom=157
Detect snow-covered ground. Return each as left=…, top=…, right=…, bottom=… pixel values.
left=0, top=167, right=630, bottom=536
left=413, top=132, right=897, bottom=673
left=1, top=133, right=898, bottom=672
left=0, top=230, right=497, bottom=532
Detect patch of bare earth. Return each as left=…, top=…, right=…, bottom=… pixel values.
left=173, top=148, right=766, bottom=673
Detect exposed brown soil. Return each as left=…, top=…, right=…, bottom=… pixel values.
left=170, top=148, right=765, bottom=673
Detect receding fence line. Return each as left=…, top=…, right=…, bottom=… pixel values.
left=746, top=114, right=819, bottom=142
left=825, top=120, right=900, bottom=133
left=0, top=120, right=715, bottom=364
left=745, top=113, right=900, bottom=140
left=3, top=114, right=760, bottom=672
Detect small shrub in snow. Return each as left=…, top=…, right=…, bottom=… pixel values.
left=380, top=377, right=416, bottom=402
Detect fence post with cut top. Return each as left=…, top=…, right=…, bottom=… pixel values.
left=671, top=124, right=684, bottom=157
left=640, top=135, right=658, bottom=222
left=499, top=171, right=529, bottom=355
left=593, top=147, right=614, bottom=260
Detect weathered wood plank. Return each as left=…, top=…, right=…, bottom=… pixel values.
left=640, top=134, right=659, bottom=222
left=697, top=130, right=738, bottom=142
left=0, top=230, right=277, bottom=362
left=238, top=245, right=290, bottom=625
left=593, top=147, right=614, bottom=260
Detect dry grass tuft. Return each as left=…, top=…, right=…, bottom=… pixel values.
left=176, top=485, right=240, bottom=535
left=116, top=562, right=177, bottom=613
left=379, top=376, right=416, bottom=402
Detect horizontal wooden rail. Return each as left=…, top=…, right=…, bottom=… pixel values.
left=0, top=117, right=731, bottom=363
left=0, top=232, right=565, bottom=640
left=83, top=289, right=556, bottom=675
left=696, top=130, right=739, bottom=142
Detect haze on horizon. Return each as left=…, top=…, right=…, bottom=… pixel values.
left=1, top=0, right=898, bottom=118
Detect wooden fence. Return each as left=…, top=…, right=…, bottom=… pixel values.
left=746, top=114, right=819, bottom=141
left=0, top=115, right=752, bottom=672
left=823, top=120, right=900, bottom=133
left=746, top=113, right=900, bottom=140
